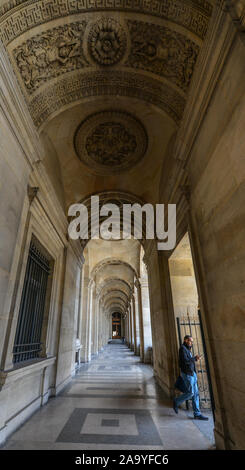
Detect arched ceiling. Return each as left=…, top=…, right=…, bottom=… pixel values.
left=88, top=239, right=140, bottom=277
left=0, top=0, right=213, bottom=207
left=0, top=1, right=213, bottom=127
left=85, top=238, right=140, bottom=315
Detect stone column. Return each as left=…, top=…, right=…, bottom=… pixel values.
left=135, top=279, right=144, bottom=362
left=55, top=244, right=83, bottom=389
left=130, top=301, right=135, bottom=351
left=140, top=277, right=153, bottom=363
left=133, top=283, right=141, bottom=355
left=76, top=257, right=85, bottom=367
left=106, top=313, right=110, bottom=345
left=131, top=295, right=138, bottom=355
left=144, top=242, right=177, bottom=396
left=121, top=315, right=125, bottom=338
left=91, top=290, right=99, bottom=356
left=87, top=280, right=95, bottom=362
left=98, top=300, right=102, bottom=351
left=109, top=313, right=112, bottom=339
left=80, top=264, right=89, bottom=363
left=101, top=307, right=108, bottom=347
left=129, top=304, right=134, bottom=350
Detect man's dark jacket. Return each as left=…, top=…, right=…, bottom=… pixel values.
left=179, top=343, right=196, bottom=376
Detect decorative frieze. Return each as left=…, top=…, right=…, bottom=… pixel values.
left=0, top=0, right=212, bottom=47
left=12, top=17, right=199, bottom=95
left=29, top=71, right=186, bottom=127
left=7, top=15, right=197, bottom=126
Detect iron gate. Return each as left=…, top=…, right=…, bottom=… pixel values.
left=176, top=311, right=215, bottom=416
left=13, top=240, right=50, bottom=363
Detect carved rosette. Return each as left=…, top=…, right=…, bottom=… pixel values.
left=88, top=18, right=127, bottom=66
left=74, top=111, right=148, bottom=175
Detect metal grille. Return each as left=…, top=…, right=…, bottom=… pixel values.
left=13, top=240, right=50, bottom=363
left=176, top=312, right=213, bottom=411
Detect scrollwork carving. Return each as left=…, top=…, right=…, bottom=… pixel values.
left=127, top=20, right=200, bottom=91
left=13, top=21, right=88, bottom=93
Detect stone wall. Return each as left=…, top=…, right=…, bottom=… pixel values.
left=188, top=33, right=245, bottom=449
left=0, top=41, right=83, bottom=445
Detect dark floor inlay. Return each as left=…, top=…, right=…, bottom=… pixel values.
left=56, top=408, right=163, bottom=445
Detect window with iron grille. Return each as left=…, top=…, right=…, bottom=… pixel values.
left=13, top=239, right=51, bottom=364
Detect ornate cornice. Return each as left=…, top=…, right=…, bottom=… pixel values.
left=0, top=0, right=212, bottom=47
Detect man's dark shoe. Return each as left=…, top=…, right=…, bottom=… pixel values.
left=173, top=398, right=178, bottom=414
left=194, top=414, right=209, bottom=420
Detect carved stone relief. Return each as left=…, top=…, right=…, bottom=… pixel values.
left=88, top=17, right=127, bottom=66
left=13, top=21, right=88, bottom=93
left=126, top=20, right=200, bottom=92
left=3, top=10, right=203, bottom=127
left=11, top=16, right=200, bottom=101
left=74, top=110, right=148, bottom=175
left=85, top=122, right=137, bottom=166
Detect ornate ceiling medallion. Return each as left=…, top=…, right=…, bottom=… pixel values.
left=88, top=18, right=127, bottom=66
left=74, top=111, right=148, bottom=175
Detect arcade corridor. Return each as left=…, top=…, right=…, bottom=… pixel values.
left=1, top=0, right=245, bottom=451
left=2, top=341, right=214, bottom=450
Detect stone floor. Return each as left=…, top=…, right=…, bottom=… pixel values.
left=2, top=341, right=215, bottom=450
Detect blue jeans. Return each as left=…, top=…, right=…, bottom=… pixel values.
left=175, top=371, right=201, bottom=416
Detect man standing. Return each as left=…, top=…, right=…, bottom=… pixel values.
left=173, top=335, right=209, bottom=420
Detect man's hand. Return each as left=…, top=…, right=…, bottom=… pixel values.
left=195, top=354, right=203, bottom=361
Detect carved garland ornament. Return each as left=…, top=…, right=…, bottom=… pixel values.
left=74, top=110, right=148, bottom=175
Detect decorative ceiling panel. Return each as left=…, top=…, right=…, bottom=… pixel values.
left=0, top=1, right=213, bottom=129
left=0, top=0, right=212, bottom=46
left=74, top=110, right=148, bottom=175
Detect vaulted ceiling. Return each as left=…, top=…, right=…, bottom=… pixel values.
left=0, top=0, right=213, bottom=208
